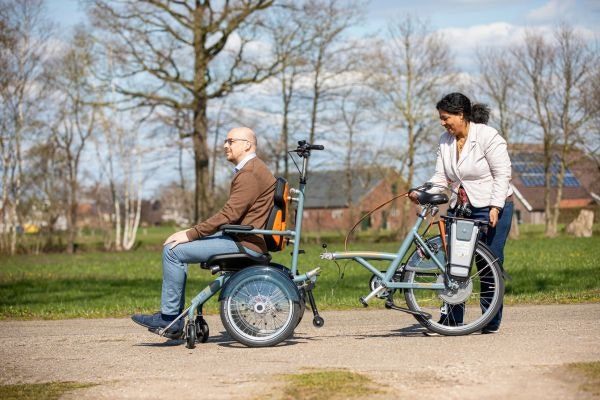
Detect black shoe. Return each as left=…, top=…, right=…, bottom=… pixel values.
left=481, top=325, right=500, bottom=334
left=438, top=317, right=462, bottom=327
left=131, top=312, right=184, bottom=339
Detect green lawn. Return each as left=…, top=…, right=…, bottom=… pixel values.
left=1, top=226, right=599, bottom=319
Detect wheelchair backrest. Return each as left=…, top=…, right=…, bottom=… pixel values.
left=264, top=177, right=289, bottom=252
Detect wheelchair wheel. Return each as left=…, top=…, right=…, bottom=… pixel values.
left=185, top=321, right=196, bottom=349
left=220, top=267, right=301, bottom=347
left=195, top=316, right=209, bottom=343
left=403, top=238, right=504, bottom=336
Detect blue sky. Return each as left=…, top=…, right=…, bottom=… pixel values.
left=45, top=0, right=599, bottom=189
left=48, top=0, right=599, bottom=72
left=49, top=0, right=600, bottom=33
left=366, top=0, right=599, bottom=31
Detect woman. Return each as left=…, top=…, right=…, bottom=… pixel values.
left=410, top=92, right=513, bottom=334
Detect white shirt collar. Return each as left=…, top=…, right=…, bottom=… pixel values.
left=234, top=153, right=256, bottom=172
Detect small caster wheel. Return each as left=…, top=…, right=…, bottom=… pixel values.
left=186, top=322, right=196, bottom=349
left=313, top=316, right=324, bottom=328
left=195, top=316, right=209, bottom=343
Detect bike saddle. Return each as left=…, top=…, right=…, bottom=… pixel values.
left=411, top=190, right=449, bottom=205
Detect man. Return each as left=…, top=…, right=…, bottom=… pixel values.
left=132, top=127, right=276, bottom=337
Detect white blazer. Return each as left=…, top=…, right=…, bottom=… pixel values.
left=428, top=122, right=512, bottom=209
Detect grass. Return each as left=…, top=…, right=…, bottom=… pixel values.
left=0, top=382, right=95, bottom=400
left=1, top=225, right=599, bottom=319
left=566, top=361, right=600, bottom=396
left=278, top=369, right=382, bottom=400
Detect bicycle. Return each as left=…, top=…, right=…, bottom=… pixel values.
left=157, top=140, right=325, bottom=348
left=320, top=183, right=505, bottom=336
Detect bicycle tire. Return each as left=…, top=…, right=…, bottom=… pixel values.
left=220, top=267, right=301, bottom=347
left=403, top=237, right=504, bottom=336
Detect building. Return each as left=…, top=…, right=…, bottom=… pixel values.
left=291, top=169, right=414, bottom=233
left=509, top=144, right=599, bottom=224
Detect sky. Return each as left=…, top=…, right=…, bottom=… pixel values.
left=44, top=0, right=600, bottom=192
left=48, top=0, right=600, bottom=73
left=49, top=0, right=600, bottom=35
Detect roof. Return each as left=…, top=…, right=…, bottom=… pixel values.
left=509, top=144, right=597, bottom=211
left=290, top=170, right=391, bottom=209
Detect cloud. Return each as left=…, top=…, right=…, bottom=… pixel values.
left=527, top=0, right=576, bottom=22
left=437, top=23, right=531, bottom=72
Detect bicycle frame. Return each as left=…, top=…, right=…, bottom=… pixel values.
left=321, top=204, right=448, bottom=305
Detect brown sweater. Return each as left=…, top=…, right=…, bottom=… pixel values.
left=185, top=157, right=276, bottom=254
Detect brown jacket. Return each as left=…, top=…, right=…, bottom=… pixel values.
left=185, top=157, right=276, bottom=254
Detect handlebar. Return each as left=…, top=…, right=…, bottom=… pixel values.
left=294, top=140, right=325, bottom=157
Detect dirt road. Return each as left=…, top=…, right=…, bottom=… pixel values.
left=1, top=303, right=599, bottom=399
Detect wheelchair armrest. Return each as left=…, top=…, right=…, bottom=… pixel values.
left=220, top=224, right=254, bottom=231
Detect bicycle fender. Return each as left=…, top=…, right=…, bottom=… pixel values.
left=218, top=266, right=301, bottom=303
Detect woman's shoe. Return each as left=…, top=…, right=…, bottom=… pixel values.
left=481, top=325, right=500, bottom=334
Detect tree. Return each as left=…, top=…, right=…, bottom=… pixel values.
left=514, top=26, right=598, bottom=236
left=48, top=28, right=99, bottom=253
left=88, top=0, right=279, bottom=222
left=299, top=0, right=364, bottom=145
left=93, top=109, right=144, bottom=251
left=0, top=0, right=54, bottom=254
left=513, top=31, right=555, bottom=234
left=548, top=25, right=598, bottom=235
left=367, top=15, right=454, bottom=234
left=476, top=46, right=520, bottom=142
left=262, top=2, right=310, bottom=179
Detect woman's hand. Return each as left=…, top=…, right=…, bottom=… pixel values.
left=164, top=230, right=190, bottom=249
left=489, top=207, right=500, bottom=228
left=408, top=191, right=419, bottom=204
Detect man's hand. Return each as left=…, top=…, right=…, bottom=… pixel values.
left=164, top=230, right=190, bottom=249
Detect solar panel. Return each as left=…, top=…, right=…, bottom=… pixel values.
left=512, top=152, right=580, bottom=188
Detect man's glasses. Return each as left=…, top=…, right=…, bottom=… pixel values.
left=223, top=138, right=249, bottom=145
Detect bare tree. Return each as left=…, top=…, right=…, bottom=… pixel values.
left=547, top=25, right=598, bottom=235
left=93, top=109, right=144, bottom=251
left=337, top=87, right=382, bottom=232
left=88, top=0, right=279, bottom=222
left=514, top=26, right=598, bottom=236
left=513, top=31, right=556, bottom=234
left=0, top=0, right=53, bottom=254
left=369, top=15, right=454, bottom=190
left=298, top=0, right=365, bottom=145
left=476, top=46, right=520, bottom=142
left=582, top=59, right=600, bottom=166
left=48, top=28, right=99, bottom=253
left=263, top=2, right=311, bottom=179
left=367, top=15, right=454, bottom=235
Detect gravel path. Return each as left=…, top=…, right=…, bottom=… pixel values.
left=1, top=303, right=599, bottom=399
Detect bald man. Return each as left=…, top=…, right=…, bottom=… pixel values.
left=132, top=127, right=276, bottom=337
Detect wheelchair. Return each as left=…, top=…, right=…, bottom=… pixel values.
left=158, top=141, right=325, bottom=348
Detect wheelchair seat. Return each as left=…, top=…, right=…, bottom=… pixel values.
left=201, top=252, right=272, bottom=274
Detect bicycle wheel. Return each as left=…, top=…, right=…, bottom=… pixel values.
left=220, top=267, right=301, bottom=347
left=403, top=237, right=504, bottom=335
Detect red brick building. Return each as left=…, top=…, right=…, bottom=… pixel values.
left=509, top=144, right=599, bottom=224
left=293, top=169, right=416, bottom=233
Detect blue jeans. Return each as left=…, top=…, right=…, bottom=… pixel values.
left=446, top=202, right=513, bottom=328
left=160, top=232, right=262, bottom=316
